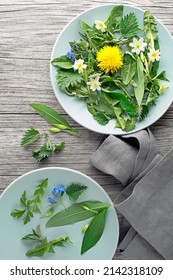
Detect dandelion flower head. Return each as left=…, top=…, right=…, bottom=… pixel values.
left=96, top=45, right=123, bottom=73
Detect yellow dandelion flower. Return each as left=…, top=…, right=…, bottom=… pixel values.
left=96, top=45, right=123, bottom=73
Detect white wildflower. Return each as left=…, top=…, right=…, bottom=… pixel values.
left=87, top=76, right=101, bottom=91
left=129, top=37, right=147, bottom=55
left=73, top=59, right=87, bottom=74
left=148, top=48, right=160, bottom=62
left=95, top=20, right=107, bottom=32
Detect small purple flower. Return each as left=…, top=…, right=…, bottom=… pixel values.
left=52, top=185, right=65, bottom=195
left=66, top=51, right=72, bottom=59
left=48, top=197, right=56, bottom=204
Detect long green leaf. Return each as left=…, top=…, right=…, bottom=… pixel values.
left=121, top=54, right=136, bottom=85
left=30, top=104, right=78, bottom=136
left=108, top=92, right=137, bottom=117
left=81, top=208, right=108, bottom=254
left=134, top=57, right=145, bottom=106
left=46, top=200, right=110, bottom=228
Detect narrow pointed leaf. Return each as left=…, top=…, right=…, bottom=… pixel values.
left=46, top=200, right=110, bottom=228
left=134, top=57, right=145, bottom=106
left=30, top=104, right=78, bottom=136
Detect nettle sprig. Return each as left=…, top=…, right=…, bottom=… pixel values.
left=52, top=5, right=169, bottom=132
left=21, top=104, right=78, bottom=162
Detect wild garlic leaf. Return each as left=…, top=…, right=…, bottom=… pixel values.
left=108, top=92, right=137, bottom=117
left=81, top=208, right=108, bottom=254
left=51, top=56, right=73, bottom=69
left=21, top=128, right=40, bottom=147
left=121, top=53, right=136, bottom=85
left=106, top=5, right=124, bottom=29
left=26, top=236, right=71, bottom=257
left=119, top=13, right=138, bottom=38
left=46, top=200, right=110, bottom=228
left=54, top=142, right=65, bottom=152
left=30, top=103, right=78, bottom=136
left=66, top=183, right=88, bottom=201
left=134, top=57, right=145, bottom=106
left=93, top=112, right=109, bottom=126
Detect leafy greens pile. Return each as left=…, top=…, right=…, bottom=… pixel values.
left=52, top=5, right=169, bottom=132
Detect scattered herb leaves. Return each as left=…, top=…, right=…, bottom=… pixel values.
left=66, top=183, right=88, bottom=201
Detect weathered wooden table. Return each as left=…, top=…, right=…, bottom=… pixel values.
left=0, top=0, right=173, bottom=259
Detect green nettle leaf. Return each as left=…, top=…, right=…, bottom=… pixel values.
left=106, top=5, right=124, bottom=29
left=121, top=54, right=137, bottom=85
left=119, top=12, right=138, bottom=38
left=134, top=57, right=145, bottom=106
left=46, top=200, right=110, bottom=228
left=21, top=128, right=40, bottom=147
left=30, top=104, right=78, bottom=136
left=57, top=69, right=83, bottom=90
left=81, top=208, right=108, bottom=254
left=54, top=142, right=65, bottom=152
left=93, top=112, right=109, bottom=126
left=139, top=105, right=149, bottom=121
left=108, top=92, right=137, bottom=117
left=66, top=183, right=88, bottom=201
left=51, top=56, right=73, bottom=69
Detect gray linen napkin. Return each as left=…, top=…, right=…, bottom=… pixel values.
left=89, top=129, right=173, bottom=260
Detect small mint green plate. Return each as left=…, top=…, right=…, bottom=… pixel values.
left=0, top=167, right=119, bottom=260
left=50, top=4, right=173, bottom=135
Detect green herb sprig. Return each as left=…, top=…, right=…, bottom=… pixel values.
left=11, top=178, right=48, bottom=224
left=22, top=225, right=71, bottom=257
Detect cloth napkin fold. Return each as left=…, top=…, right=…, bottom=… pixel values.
left=89, top=129, right=173, bottom=260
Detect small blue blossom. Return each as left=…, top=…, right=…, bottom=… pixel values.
left=66, top=47, right=75, bottom=63
left=52, top=185, right=65, bottom=195
left=48, top=197, right=56, bottom=204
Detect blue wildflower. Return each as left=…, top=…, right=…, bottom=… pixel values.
left=48, top=197, right=56, bottom=204
left=66, top=47, right=75, bottom=63
left=52, top=185, right=65, bottom=195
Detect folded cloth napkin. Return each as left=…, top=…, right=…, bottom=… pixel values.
left=89, top=129, right=173, bottom=260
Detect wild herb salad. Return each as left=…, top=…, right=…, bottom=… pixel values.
left=51, top=5, right=169, bottom=132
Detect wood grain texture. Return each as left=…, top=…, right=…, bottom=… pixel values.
left=0, top=0, right=173, bottom=260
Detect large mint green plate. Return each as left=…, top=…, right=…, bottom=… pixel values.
left=0, top=167, right=119, bottom=260
left=50, top=4, right=173, bottom=135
